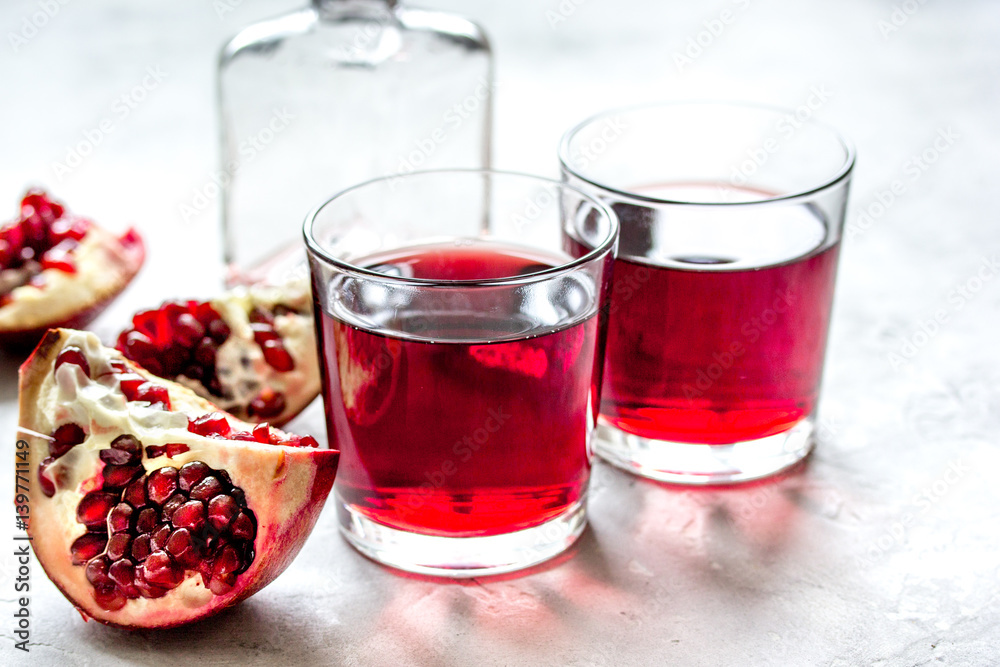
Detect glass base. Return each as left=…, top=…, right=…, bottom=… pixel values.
left=595, top=416, right=815, bottom=485
left=336, top=496, right=587, bottom=578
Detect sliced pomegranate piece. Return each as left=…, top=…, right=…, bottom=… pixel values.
left=0, top=190, right=144, bottom=350
left=115, top=280, right=318, bottom=426
left=18, top=329, right=339, bottom=629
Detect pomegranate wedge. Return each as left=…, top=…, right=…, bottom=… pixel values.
left=17, top=329, right=338, bottom=629
left=116, top=280, right=318, bottom=426
left=0, top=190, right=144, bottom=350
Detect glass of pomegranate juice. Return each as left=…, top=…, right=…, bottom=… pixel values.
left=304, top=170, right=617, bottom=576
left=560, top=102, right=854, bottom=484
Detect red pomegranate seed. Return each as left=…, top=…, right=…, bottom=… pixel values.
left=174, top=313, right=206, bottom=347
left=134, top=571, right=169, bottom=599
left=108, top=503, right=134, bottom=533
left=121, top=330, right=156, bottom=362
left=178, top=461, right=211, bottom=491
left=208, top=318, right=231, bottom=343
left=40, top=238, right=79, bottom=273
left=124, top=478, right=147, bottom=507
left=252, top=423, right=271, bottom=444
left=261, top=339, right=295, bottom=372
left=146, top=467, right=179, bottom=505
left=108, top=559, right=135, bottom=589
left=136, top=508, right=159, bottom=534
left=76, top=492, right=118, bottom=530
left=141, top=551, right=183, bottom=588
left=55, top=346, right=91, bottom=377
left=131, top=534, right=153, bottom=562
left=71, top=533, right=109, bottom=565
left=229, top=513, right=255, bottom=541
left=105, top=434, right=142, bottom=464
left=145, top=443, right=190, bottom=459
left=49, top=423, right=86, bottom=458
left=85, top=556, right=112, bottom=586
left=188, top=413, right=231, bottom=438
left=38, top=458, right=57, bottom=498
left=231, top=430, right=256, bottom=442
left=107, top=533, right=133, bottom=561
left=161, top=493, right=186, bottom=519
left=102, top=464, right=143, bottom=489
left=249, top=389, right=286, bottom=419
left=171, top=501, right=206, bottom=532
left=93, top=584, right=128, bottom=611
left=117, top=373, right=145, bottom=400
left=208, top=495, right=238, bottom=531
left=151, top=524, right=172, bottom=552
left=165, top=528, right=199, bottom=566
left=190, top=477, right=223, bottom=502
left=135, top=382, right=171, bottom=408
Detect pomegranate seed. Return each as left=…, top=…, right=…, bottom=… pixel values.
left=174, top=313, right=206, bottom=346
left=131, top=534, right=153, bottom=562
left=108, top=559, right=135, bottom=588
left=250, top=322, right=277, bottom=344
left=71, top=533, right=109, bottom=565
left=252, top=423, right=271, bottom=444
left=49, top=422, right=86, bottom=458
left=249, top=389, right=286, bottom=419
left=124, top=478, right=147, bottom=507
left=261, top=339, right=295, bottom=372
left=40, top=238, right=79, bottom=273
left=146, top=467, right=178, bottom=505
left=108, top=503, right=134, bottom=533
left=178, top=461, right=211, bottom=491
left=85, top=556, right=112, bottom=586
left=190, top=476, right=223, bottom=502
left=102, top=464, right=143, bottom=489
left=76, top=492, right=118, bottom=530
left=121, top=330, right=156, bottom=361
left=193, top=337, right=218, bottom=366
left=165, top=528, right=199, bottom=566
left=171, top=501, right=206, bottom=532
left=299, top=435, right=320, bottom=448
left=209, top=573, right=236, bottom=595
left=229, top=513, right=255, bottom=541
left=161, top=493, right=187, bottom=520
left=141, top=551, right=183, bottom=588
left=117, top=373, right=146, bottom=400
left=135, top=382, right=171, bottom=408
left=208, top=495, right=238, bottom=531
left=134, top=571, right=169, bottom=599
left=151, top=524, right=172, bottom=552
left=208, top=318, right=231, bottom=343
left=188, top=413, right=232, bottom=437
left=55, top=346, right=91, bottom=377
left=231, top=430, right=257, bottom=442
left=136, top=508, right=159, bottom=534
left=106, top=434, right=142, bottom=463
left=93, top=584, right=128, bottom=611
left=107, top=533, right=132, bottom=561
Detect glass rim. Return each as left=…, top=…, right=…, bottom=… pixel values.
left=303, top=168, right=619, bottom=288
left=558, top=100, right=856, bottom=208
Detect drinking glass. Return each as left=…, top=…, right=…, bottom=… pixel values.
left=559, top=102, right=854, bottom=484
left=305, top=169, right=617, bottom=576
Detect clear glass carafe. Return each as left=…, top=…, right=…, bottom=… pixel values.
left=218, top=0, right=493, bottom=285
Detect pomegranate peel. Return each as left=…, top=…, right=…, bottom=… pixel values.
left=0, top=190, right=145, bottom=350
left=18, top=329, right=339, bottom=629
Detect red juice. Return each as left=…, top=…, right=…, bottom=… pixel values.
left=315, top=243, right=600, bottom=537
left=598, top=185, right=840, bottom=444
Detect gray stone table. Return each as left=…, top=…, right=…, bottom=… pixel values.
left=1, top=0, right=998, bottom=664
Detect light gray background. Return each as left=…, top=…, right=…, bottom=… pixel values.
left=1, top=0, right=999, bottom=665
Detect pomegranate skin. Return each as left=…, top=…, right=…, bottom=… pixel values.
left=17, top=329, right=339, bottom=629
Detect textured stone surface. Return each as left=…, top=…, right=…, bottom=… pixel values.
left=2, top=0, right=999, bottom=664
